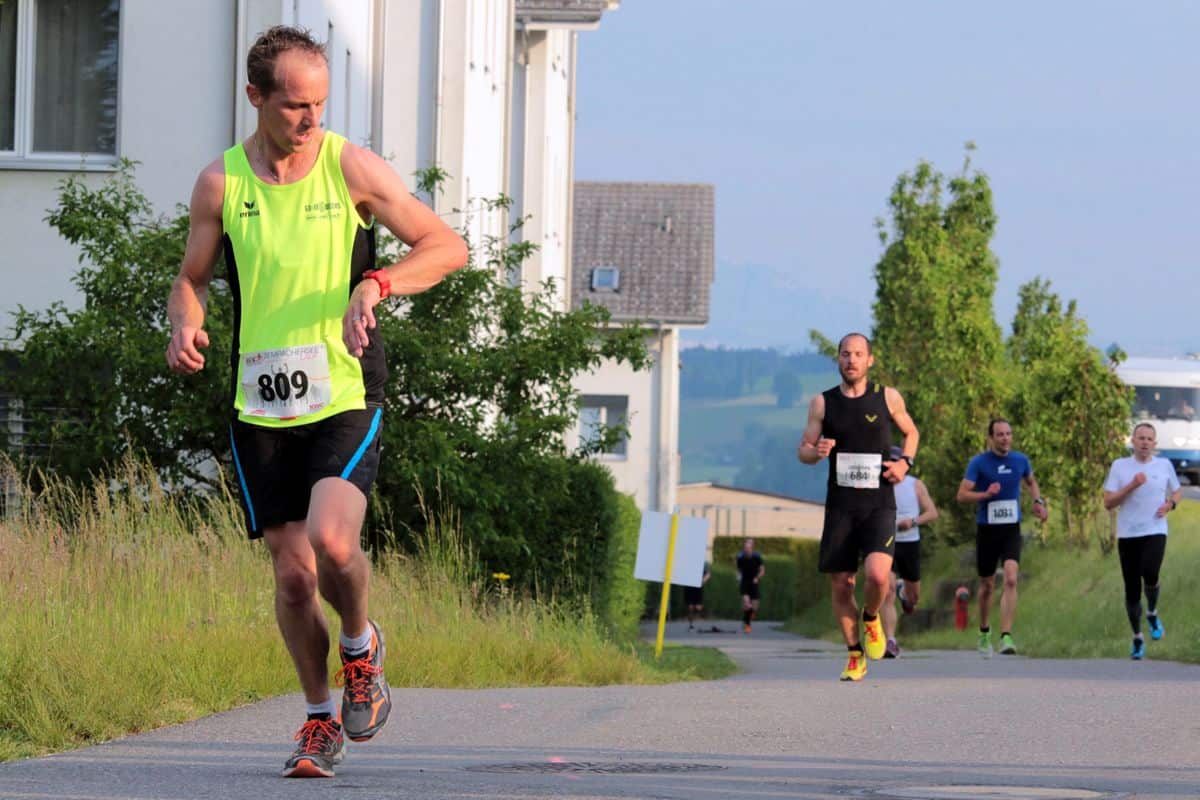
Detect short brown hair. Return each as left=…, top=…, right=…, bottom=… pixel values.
left=987, top=418, right=1010, bottom=437
left=247, top=26, right=327, bottom=97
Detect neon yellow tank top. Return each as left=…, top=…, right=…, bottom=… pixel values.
left=222, top=132, right=381, bottom=428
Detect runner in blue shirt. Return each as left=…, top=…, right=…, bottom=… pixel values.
left=956, top=418, right=1047, bottom=656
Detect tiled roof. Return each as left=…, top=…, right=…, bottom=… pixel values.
left=571, top=182, right=715, bottom=325
left=515, top=0, right=618, bottom=26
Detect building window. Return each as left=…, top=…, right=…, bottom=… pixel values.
left=0, top=0, right=120, bottom=168
left=579, top=394, right=628, bottom=458
left=589, top=266, right=620, bottom=292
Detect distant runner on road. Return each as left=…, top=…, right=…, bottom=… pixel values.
left=685, top=560, right=712, bottom=630
left=1103, top=423, right=1182, bottom=659
left=798, top=333, right=919, bottom=681
left=736, top=540, right=765, bottom=633
left=881, top=469, right=939, bottom=658
left=956, top=419, right=1047, bottom=657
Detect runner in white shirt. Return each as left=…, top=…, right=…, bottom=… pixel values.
left=881, top=470, right=939, bottom=658
left=1103, top=423, right=1183, bottom=660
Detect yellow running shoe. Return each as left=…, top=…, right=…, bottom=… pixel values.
left=863, top=615, right=886, bottom=659
left=840, top=651, right=867, bottom=681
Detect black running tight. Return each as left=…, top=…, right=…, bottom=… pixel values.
left=1118, top=535, right=1166, bottom=633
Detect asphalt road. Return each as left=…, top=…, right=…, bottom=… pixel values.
left=1, top=622, right=1197, bottom=800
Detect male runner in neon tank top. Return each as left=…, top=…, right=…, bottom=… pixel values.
left=955, top=418, right=1048, bottom=657
left=798, top=333, right=919, bottom=681
left=165, top=26, right=468, bottom=778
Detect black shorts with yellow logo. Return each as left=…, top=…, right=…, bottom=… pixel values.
left=818, top=506, right=896, bottom=574
left=229, top=405, right=383, bottom=538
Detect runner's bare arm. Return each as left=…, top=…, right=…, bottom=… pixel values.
left=1025, top=473, right=1048, bottom=520
left=957, top=479, right=1000, bottom=504
left=339, top=143, right=469, bottom=356
left=166, top=161, right=225, bottom=375
left=882, top=386, right=918, bottom=482
left=797, top=393, right=832, bottom=463
left=1103, top=469, right=1147, bottom=510
left=914, top=478, right=940, bottom=525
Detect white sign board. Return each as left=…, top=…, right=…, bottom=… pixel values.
left=634, top=512, right=709, bottom=588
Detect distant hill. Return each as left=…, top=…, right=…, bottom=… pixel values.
left=681, top=261, right=870, bottom=352
left=678, top=346, right=837, bottom=502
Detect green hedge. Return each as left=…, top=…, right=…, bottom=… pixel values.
left=593, top=492, right=643, bottom=639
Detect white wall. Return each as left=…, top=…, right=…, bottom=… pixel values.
left=570, top=329, right=680, bottom=513
left=0, top=1, right=235, bottom=322
left=416, top=0, right=512, bottom=259
left=511, top=27, right=574, bottom=307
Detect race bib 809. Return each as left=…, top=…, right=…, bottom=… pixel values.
left=240, top=343, right=332, bottom=419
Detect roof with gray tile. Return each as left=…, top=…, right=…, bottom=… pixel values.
left=515, top=1, right=618, bottom=26
left=571, top=182, right=714, bottom=325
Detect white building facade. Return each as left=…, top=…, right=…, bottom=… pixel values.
left=0, top=0, right=615, bottom=319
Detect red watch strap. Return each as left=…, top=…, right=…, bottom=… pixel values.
left=362, top=269, right=390, bottom=298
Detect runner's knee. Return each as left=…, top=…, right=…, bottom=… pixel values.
left=274, top=564, right=318, bottom=606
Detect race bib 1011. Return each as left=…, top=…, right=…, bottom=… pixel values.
left=835, top=452, right=882, bottom=489
left=241, top=343, right=332, bottom=419
left=987, top=498, right=1019, bottom=525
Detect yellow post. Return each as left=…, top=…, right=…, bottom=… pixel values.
left=654, top=513, right=681, bottom=659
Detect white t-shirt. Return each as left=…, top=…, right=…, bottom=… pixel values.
left=1103, top=456, right=1180, bottom=539
left=894, top=475, right=920, bottom=543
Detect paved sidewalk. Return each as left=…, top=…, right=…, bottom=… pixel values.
left=1, top=620, right=1195, bottom=799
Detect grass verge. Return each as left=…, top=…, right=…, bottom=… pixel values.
left=785, top=503, right=1200, bottom=662
left=0, top=461, right=733, bottom=762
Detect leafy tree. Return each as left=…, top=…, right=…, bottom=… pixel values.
left=815, top=148, right=1005, bottom=537
left=1005, top=278, right=1131, bottom=546
left=8, top=163, right=232, bottom=488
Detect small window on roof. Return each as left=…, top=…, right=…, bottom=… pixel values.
left=590, top=266, right=620, bottom=292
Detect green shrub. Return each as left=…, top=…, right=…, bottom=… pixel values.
left=593, top=493, right=643, bottom=638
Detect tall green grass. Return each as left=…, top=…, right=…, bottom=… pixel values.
left=0, top=460, right=732, bottom=761
left=786, top=503, right=1200, bottom=662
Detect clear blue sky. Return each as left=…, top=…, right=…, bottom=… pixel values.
left=574, top=2, right=1200, bottom=356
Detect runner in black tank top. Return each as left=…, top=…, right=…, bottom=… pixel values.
left=798, top=333, right=919, bottom=681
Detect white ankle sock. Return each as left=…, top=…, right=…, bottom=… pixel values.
left=340, top=626, right=372, bottom=655
left=306, top=698, right=338, bottom=719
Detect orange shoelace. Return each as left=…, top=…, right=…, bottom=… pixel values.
left=295, top=718, right=340, bottom=754
left=335, top=658, right=383, bottom=704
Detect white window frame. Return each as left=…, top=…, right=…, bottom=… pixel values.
left=579, top=394, right=629, bottom=459
left=0, top=0, right=122, bottom=172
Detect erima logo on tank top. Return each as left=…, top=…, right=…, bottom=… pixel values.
left=240, top=200, right=260, bottom=219
left=865, top=414, right=878, bottom=422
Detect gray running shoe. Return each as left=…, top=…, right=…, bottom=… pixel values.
left=337, top=619, right=392, bottom=742
left=282, top=717, right=345, bottom=778
left=978, top=630, right=994, bottom=658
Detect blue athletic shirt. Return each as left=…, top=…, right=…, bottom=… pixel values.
left=964, top=450, right=1032, bottom=524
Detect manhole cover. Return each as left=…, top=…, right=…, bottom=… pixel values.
left=877, top=787, right=1110, bottom=799
left=466, top=761, right=727, bottom=775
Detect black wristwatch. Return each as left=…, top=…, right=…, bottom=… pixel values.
left=899, top=455, right=914, bottom=468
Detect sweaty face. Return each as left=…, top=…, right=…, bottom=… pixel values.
left=837, top=337, right=873, bottom=384
left=989, top=423, right=1013, bottom=455
left=253, top=50, right=329, bottom=153
left=1131, top=427, right=1157, bottom=459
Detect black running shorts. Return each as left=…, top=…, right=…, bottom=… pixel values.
left=976, top=522, right=1022, bottom=577
left=229, top=405, right=383, bottom=538
left=740, top=581, right=760, bottom=601
left=683, top=586, right=704, bottom=606
left=819, top=506, right=897, bottom=574
left=892, top=540, right=921, bottom=582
